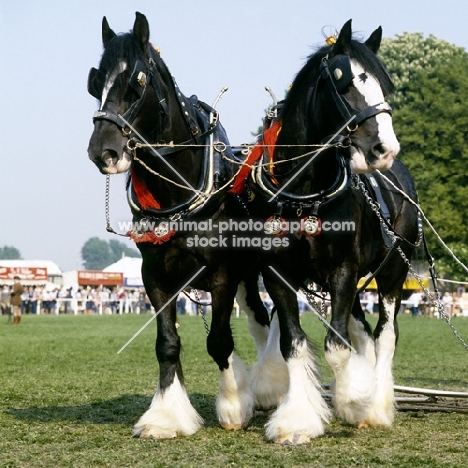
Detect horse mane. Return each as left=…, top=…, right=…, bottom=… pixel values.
left=279, top=39, right=395, bottom=136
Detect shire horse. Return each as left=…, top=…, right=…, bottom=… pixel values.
left=87, top=12, right=274, bottom=438
left=240, top=20, right=420, bottom=443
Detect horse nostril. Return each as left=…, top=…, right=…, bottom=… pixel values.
left=373, top=143, right=386, bottom=156
left=102, top=149, right=118, bottom=166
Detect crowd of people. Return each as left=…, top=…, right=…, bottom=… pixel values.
left=361, top=290, right=468, bottom=318
left=2, top=278, right=468, bottom=321
left=0, top=282, right=152, bottom=317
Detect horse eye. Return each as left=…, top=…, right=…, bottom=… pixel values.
left=358, top=73, right=368, bottom=83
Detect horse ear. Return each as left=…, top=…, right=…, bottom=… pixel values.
left=365, top=26, right=382, bottom=54
left=102, top=16, right=116, bottom=48
left=133, top=12, right=150, bottom=50
left=333, top=19, right=352, bottom=54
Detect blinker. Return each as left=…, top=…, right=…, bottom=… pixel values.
left=327, top=54, right=354, bottom=93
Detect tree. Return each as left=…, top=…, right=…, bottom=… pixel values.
left=380, top=33, right=468, bottom=110
left=81, top=237, right=141, bottom=270
left=379, top=34, right=468, bottom=280
left=0, top=245, right=22, bottom=259
left=108, top=239, right=141, bottom=262
left=81, top=237, right=113, bottom=270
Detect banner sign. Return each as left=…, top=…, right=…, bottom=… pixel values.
left=77, top=270, right=124, bottom=286
left=0, top=266, right=48, bottom=281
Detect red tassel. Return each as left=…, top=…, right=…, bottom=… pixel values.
left=131, top=166, right=161, bottom=210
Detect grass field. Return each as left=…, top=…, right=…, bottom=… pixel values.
left=1, top=312, right=467, bottom=467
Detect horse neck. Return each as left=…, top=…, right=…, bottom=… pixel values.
left=273, top=109, right=339, bottom=196
left=132, top=60, right=204, bottom=209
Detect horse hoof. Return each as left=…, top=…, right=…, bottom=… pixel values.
left=134, top=426, right=177, bottom=439
left=277, top=433, right=311, bottom=445
left=219, top=419, right=250, bottom=430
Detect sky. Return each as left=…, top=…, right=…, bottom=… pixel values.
left=1, top=0, right=467, bottom=272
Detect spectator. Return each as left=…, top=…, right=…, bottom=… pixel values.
left=408, top=290, right=423, bottom=317
left=442, top=292, right=453, bottom=318
left=365, top=292, right=376, bottom=315
left=11, top=276, right=24, bottom=325
left=177, top=293, right=186, bottom=315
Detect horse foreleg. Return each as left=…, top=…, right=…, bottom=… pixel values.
left=236, top=279, right=270, bottom=357
left=250, top=309, right=289, bottom=411
left=133, top=289, right=203, bottom=439
left=348, top=295, right=376, bottom=366
left=325, top=273, right=376, bottom=426
left=208, top=286, right=254, bottom=430
left=264, top=285, right=331, bottom=445
left=236, top=280, right=288, bottom=410
left=360, top=290, right=401, bottom=428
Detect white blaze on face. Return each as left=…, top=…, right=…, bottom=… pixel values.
left=349, top=60, right=400, bottom=173
left=100, top=60, right=128, bottom=110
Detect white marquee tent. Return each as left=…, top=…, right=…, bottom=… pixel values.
left=103, top=256, right=143, bottom=288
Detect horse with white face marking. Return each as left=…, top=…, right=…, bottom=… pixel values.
left=236, top=19, right=421, bottom=444
left=87, top=12, right=271, bottom=439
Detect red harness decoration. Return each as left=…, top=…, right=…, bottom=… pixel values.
left=131, top=166, right=161, bottom=210
left=230, top=120, right=281, bottom=194
left=127, top=228, right=177, bottom=245
left=127, top=167, right=177, bottom=245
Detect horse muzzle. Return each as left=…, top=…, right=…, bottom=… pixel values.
left=88, top=134, right=132, bottom=174
left=349, top=139, right=400, bottom=174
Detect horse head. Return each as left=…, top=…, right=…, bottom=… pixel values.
left=87, top=12, right=171, bottom=174
left=277, top=20, right=399, bottom=177
left=330, top=20, right=400, bottom=173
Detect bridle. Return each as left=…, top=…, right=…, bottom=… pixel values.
left=88, top=56, right=170, bottom=139
left=311, top=53, right=393, bottom=144
left=88, top=52, right=229, bottom=227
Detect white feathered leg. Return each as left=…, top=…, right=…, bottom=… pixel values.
left=360, top=298, right=397, bottom=427
left=250, top=312, right=289, bottom=410
left=265, top=339, right=331, bottom=444
left=133, top=374, right=203, bottom=438
left=216, top=353, right=254, bottom=430
left=326, top=344, right=376, bottom=426
left=348, top=315, right=376, bottom=367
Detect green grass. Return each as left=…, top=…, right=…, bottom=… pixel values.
left=1, top=313, right=467, bottom=467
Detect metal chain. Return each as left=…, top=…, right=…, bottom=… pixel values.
left=193, top=288, right=210, bottom=335
left=355, top=175, right=468, bottom=351
left=104, top=175, right=129, bottom=237
left=376, top=171, right=468, bottom=275
left=105, top=175, right=112, bottom=232
left=302, top=288, right=328, bottom=325
left=353, top=175, right=423, bottom=246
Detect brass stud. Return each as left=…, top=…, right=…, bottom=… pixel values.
left=334, top=68, right=343, bottom=81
